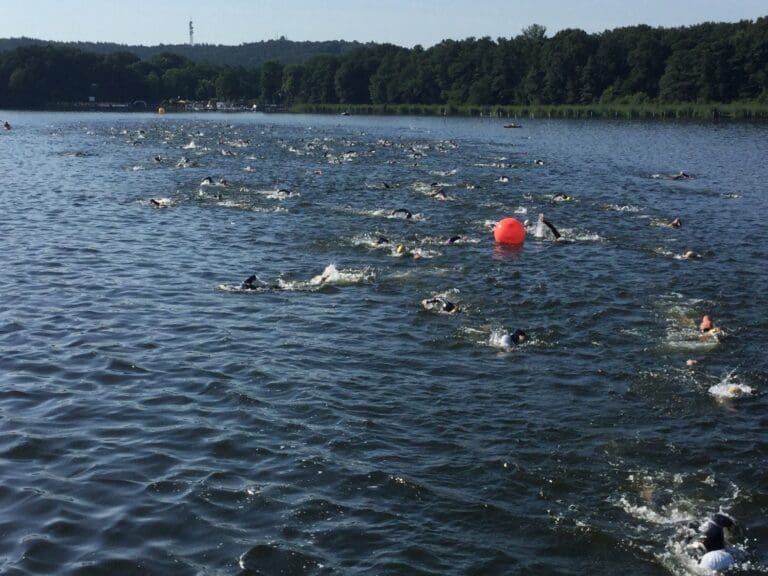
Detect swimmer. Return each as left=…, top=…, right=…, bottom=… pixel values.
left=535, top=213, right=562, bottom=240
left=699, top=314, right=722, bottom=341
left=534, top=159, right=545, bottom=166
left=498, top=175, right=510, bottom=183
left=3, top=121, right=10, bottom=130
left=391, top=208, right=413, bottom=219
left=201, top=176, right=214, bottom=185
left=447, top=235, right=463, bottom=244
left=430, top=188, right=448, bottom=199
left=672, top=171, right=691, bottom=180
left=176, top=156, right=196, bottom=168
left=684, top=250, right=700, bottom=259
left=375, top=236, right=390, bottom=245
left=552, top=192, right=571, bottom=202
left=670, top=216, right=682, bottom=228
left=240, top=274, right=259, bottom=290
left=421, top=296, right=457, bottom=314
left=153, top=155, right=163, bottom=163
left=500, top=329, right=527, bottom=347
left=699, top=315, right=721, bottom=334
left=693, top=513, right=737, bottom=572
left=149, top=198, right=172, bottom=208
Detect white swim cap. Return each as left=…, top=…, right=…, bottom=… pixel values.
left=700, top=549, right=735, bottom=572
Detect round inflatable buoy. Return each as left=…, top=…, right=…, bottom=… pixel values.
left=493, top=217, right=526, bottom=245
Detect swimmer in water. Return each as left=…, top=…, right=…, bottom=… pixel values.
left=240, top=274, right=259, bottom=290
left=3, top=121, right=10, bottom=130
left=534, top=159, right=545, bottom=166
left=422, top=296, right=457, bottom=314
left=430, top=188, right=448, bottom=200
left=699, top=314, right=722, bottom=341
left=447, top=235, right=463, bottom=244
left=690, top=513, right=737, bottom=572
left=375, top=236, right=390, bottom=245
left=672, top=171, right=691, bottom=180
left=670, top=216, right=682, bottom=228
left=552, top=192, right=571, bottom=202
left=500, top=329, right=527, bottom=347
left=149, top=198, right=171, bottom=208
left=176, top=156, right=196, bottom=168
left=391, top=208, right=413, bottom=219
left=535, top=213, right=562, bottom=240
left=683, top=250, right=700, bottom=259
left=239, top=274, right=277, bottom=291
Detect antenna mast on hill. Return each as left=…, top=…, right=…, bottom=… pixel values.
left=189, top=19, right=194, bottom=46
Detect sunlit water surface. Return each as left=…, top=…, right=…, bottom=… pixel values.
left=0, top=112, right=766, bottom=575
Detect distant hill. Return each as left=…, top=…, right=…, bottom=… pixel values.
left=0, top=37, right=367, bottom=67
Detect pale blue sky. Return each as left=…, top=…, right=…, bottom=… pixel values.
left=2, top=0, right=765, bottom=47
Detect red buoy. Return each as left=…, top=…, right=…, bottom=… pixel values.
left=493, top=217, right=526, bottom=245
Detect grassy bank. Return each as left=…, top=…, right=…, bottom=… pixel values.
left=290, top=101, right=768, bottom=120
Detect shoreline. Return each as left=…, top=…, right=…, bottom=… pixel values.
left=290, top=102, right=768, bottom=121
left=3, top=102, right=768, bottom=121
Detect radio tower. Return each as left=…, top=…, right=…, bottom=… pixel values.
left=189, top=19, right=194, bottom=46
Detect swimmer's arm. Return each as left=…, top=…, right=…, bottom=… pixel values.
left=542, top=218, right=561, bottom=239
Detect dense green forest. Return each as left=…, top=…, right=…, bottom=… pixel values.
left=1, top=18, right=766, bottom=112
left=0, top=37, right=362, bottom=68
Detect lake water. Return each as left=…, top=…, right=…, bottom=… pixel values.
left=0, top=111, right=766, bottom=575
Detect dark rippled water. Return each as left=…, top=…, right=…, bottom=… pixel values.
left=1, top=111, right=766, bottom=575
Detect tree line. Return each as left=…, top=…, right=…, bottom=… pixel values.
left=0, top=36, right=362, bottom=68
left=0, top=18, right=766, bottom=110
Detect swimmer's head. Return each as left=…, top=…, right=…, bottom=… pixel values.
left=711, top=513, right=734, bottom=530
left=396, top=244, right=406, bottom=254
left=511, top=329, right=527, bottom=345
left=700, top=315, right=713, bottom=332
left=684, top=250, right=698, bottom=259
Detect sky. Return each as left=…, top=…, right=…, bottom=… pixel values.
left=1, top=0, right=765, bottom=48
